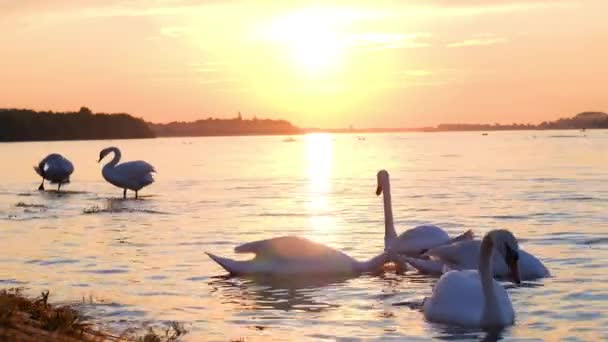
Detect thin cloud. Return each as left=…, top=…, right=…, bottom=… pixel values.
left=447, top=37, right=507, bottom=48
left=395, top=69, right=435, bottom=77
left=347, top=32, right=432, bottom=51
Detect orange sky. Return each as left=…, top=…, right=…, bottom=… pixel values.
left=1, top=1, right=607, bottom=128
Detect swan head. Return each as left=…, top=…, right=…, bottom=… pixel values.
left=376, top=170, right=390, bottom=196
left=489, top=229, right=521, bottom=284
left=98, top=147, right=114, bottom=163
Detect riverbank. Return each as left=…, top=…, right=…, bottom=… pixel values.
left=0, top=289, right=186, bottom=342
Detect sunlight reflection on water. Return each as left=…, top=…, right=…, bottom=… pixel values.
left=0, top=131, right=607, bottom=341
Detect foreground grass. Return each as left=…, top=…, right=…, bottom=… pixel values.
left=0, top=289, right=186, bottom=342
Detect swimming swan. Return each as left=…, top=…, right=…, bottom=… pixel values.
left=34, top=153, right=74, bottom=191
left=98, top=147, right=155, bottom=199
left=206, top=236, right=389, bottom=276
left=405, top=237, right=550, bottom=280
left=423, top=229, right=521, bottom=328
left=376, top=170, right=473, bottom=256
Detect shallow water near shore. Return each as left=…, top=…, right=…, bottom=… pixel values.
left=0, top=131, right=607, bottom=341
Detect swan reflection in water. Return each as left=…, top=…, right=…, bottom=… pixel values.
left=208, top=275, right=351, bottom=313
left=433, top=325, right=505, bottom=342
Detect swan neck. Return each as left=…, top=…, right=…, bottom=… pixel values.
left=357, top=253, right=387, bottom=273
left=480, top=234, right=498, bottom=321
left=107, top=148, right=121, bottom=167
left=382, top=181, right=397, bottom=250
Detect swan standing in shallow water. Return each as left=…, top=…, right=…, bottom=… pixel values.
left=206, top=236, right=389, bottom=276
left=423, top=229, right=521, bottom=328
left=34, top=153, right=74, bottom=192
left=98, top=147, right=155, bottom=199
left=376, top=170, right=473, bottom=256
left=405, top=237, right=550, bottom=280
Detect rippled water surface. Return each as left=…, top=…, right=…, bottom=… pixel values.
left=1, top=131, right=607, bottom=341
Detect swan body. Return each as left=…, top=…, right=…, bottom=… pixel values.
left=423, top=229, right=520, bottom=328
left=207, top=236, right=388, bottom=276
left=34, top=153, right=74, bottom=191
left=98, top=147, right=155, bottom=199
left=376, top=170, right=473, bottom=256
left=407, top=239, right=549, bottom=280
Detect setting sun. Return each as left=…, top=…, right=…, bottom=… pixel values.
left=264, top=10, right=343, bottom=74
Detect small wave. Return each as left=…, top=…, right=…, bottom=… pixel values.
left=83, top=205, right=170, bottom=215
left=0, top=278, right=27, bottom=285
left=549, top=135, right=586, bottom=138
left=14, top=202, right=47, bottom=209
left=478, top=215, right=528, bottom=220
left=582, top=237, right=608, bottom=245
left=258, top=212, right=309, bottom=217
left=34, top=258, right=80, bottom=266
left=84, top=269, right=129, bottom=274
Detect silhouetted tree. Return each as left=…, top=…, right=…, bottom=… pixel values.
left=0, top=108, right=155, bottom=141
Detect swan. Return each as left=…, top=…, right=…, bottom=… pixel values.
left=423, top=229, right=521, bottom=328
left=98, top=147, right=155, bottom=199
left=405, top=237, right=550, bottom=280
left=376, top=170, right=474, bottom=256
left=206, top=236, right=389, bottom=276
left=34, top=153, right=74, bottom=192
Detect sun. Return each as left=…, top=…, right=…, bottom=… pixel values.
left=265, top=10, right=343, bottom=74
left=290, top=27, right=341, bottom=73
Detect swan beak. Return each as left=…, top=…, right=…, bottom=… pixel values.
left=508, top=260, right=521, bottom=284
left=376, top=185, right=382, bottom=196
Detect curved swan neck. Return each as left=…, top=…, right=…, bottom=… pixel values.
left=357, top=253, right=387, bottom=273
left=106, top=147, right=121, bottom=167
left=381, top=180, right=397, bottom=250
left=480, top=233, right=498, bottom=323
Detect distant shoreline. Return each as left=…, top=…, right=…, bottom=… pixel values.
left=1, top=108, right=605, bottom=142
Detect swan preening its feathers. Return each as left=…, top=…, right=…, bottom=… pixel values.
left=405, top=239, right=550, bottom=280
left=207, top=170, right=548, bottom=283
left=376, top=169, right=549, bottom=280
left=34, top=153, right=74, bottom=191
left=423, top=229, right=520, bottom=328
left=98, top=147, right=155, bottom=199
left=206, top=236, right=389, bottom=276
left=204, top=169, right=548, bottom=330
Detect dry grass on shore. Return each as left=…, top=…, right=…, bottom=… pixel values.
left=0, top=289, right=186, bottom=342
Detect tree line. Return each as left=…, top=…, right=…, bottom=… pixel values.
left=0, top=107, right=155, bottom=141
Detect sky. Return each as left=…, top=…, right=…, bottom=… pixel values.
left=0, top=0, right=607, bottom=128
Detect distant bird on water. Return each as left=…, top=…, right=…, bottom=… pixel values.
left=98, top=147, right=155, bottom=199
left=34, top=153, right=74, bottom=192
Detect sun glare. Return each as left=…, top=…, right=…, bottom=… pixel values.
left=266, top=11, right=343, bottom=74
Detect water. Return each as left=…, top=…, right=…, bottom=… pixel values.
left=0, top=131, right=607, bottom=341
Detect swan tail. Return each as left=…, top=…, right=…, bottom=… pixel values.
left=405, top=257, right=445, bottom=276
left=206, top=252, right=246, bottom=275
left=449, top=229, right=474, bottom=244
left=34, top=165, right=43, bottom=177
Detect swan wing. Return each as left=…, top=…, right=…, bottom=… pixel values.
left=405, top=257, right=445, bottom=275
left=423, top=270, right=485, bottom=326
left=392, top=225, right=450, bottom=255
left=424, top=270, right=514, bottom=327
left=520, top=249, right=550, bottom=279
left=35, top=154, right=73, bottom=182
left=234, top=236, right=348, bottom=261
left=114, top=161, right=156, bottom=183
left=425, top=240, right=482, bottom=270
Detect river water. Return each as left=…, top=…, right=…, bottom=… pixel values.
left=0, top=131, right=606, bottom=341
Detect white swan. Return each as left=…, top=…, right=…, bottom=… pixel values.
left=376, top=170, right=474, bottom=256
left=34, top=153, right=74, bottom=192
left=406, top=237, right=550, bottom=280
left=206, top=236, right=389, bottom=276
left=98, top=147, right=155, bottom=199
left=423, top=229, right=521, bottom=328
